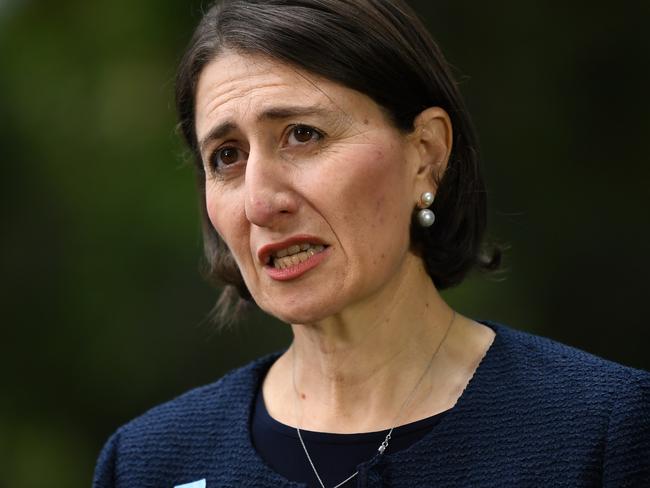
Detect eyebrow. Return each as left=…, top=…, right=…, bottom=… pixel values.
left=198, top=105, right=336, bottom=155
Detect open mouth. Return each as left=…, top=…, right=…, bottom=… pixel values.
left=268, top=243, right=327, bottom=269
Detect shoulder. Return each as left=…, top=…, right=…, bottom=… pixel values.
left=93, top=352, right=280, bottom=487
left=463, top=321, right=650, bottom=487
left=485, top=320, right=649, bottom=386
left=473, top=320, right=650, bottom=431
left=478, top=322, right=650, bottom=484
left=120, top=352, right=277, bottom=436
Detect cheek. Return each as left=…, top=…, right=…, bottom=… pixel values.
left=205, top=185, right=246, bottom=257
left=323, top=141, right=412, bottom=257
left=345, top=145, right=409, bottom=222
left=205, top=189, right=224, bottom=237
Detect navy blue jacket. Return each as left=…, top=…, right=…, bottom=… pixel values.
left=93, top=322, right=650, bottom=487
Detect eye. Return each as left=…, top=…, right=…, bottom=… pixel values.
left=286, top=125, right=323, bottom=146
left=209, top=146, right=247, bottom=171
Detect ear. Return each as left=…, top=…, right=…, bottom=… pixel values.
left=408, top=106, right=453, bottom=197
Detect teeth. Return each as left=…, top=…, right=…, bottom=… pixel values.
left=272, top=244, right=326, bottom=269
left=276, top=248, right=288, bottom=258
left=272, top=243, right=322, bottom=259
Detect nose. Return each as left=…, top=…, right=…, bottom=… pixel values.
left=243, top=152, right=298, bottom=228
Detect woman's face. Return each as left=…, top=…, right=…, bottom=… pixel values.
left=195, top=52, right=426, bottom=324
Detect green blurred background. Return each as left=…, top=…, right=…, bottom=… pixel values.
left=1, top=0, right=649, bottom=486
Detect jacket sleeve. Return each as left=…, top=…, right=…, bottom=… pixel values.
left=602, top=371, right=650, bottom=487
left=93, top=430, right=120, bottom=488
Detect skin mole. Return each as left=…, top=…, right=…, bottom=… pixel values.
left=374, top=195, right=386, bottom=213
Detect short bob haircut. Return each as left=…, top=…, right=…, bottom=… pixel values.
left=176, top=0, right=500, bottom=321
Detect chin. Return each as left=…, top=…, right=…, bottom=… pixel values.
left=257, top=295, right=341, bottom=325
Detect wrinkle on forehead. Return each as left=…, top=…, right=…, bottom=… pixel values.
left=195, top=53, right=368, bottom=134
left=198, top=80, right=283, bottom=125
left=196, top=54, right=324, bottom=123
left=194, top=52, right=393, bottom=148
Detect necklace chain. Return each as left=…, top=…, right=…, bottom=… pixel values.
left=292, top=311, right=456, bottom=488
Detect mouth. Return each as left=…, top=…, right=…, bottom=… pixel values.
left=257, top=236, right=330, bottom=279
left=268, top=243, right=327, bottom=269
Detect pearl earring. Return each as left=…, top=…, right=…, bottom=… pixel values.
left=417, top=191, right=435, bottom=228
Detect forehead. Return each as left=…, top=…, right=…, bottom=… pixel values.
left=194, top=51, right=376, bottom=138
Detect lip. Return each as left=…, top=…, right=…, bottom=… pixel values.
left=264, top=245, right=331, bottom=281
left=257, top=234, right=328, bottom=266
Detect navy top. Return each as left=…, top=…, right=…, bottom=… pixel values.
left=251, top=384, right=446, bottom=487
left=93, top=321, right=650, bottom=487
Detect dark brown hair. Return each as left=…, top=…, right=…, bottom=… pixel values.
left=176, top=0, right=500, bottom=322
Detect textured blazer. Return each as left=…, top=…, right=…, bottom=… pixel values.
left=94, top=321, right=650, bottom=487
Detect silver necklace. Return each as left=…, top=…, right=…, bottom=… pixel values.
left=292, top=311, right=456, bottom=488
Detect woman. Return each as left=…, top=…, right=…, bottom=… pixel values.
left=94, top=0, right=649, bottom=486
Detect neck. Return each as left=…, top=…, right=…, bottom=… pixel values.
left=284, top=253, right=456, bottom=432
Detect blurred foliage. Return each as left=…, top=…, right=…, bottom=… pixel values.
left=1, top=0, right=648, bottom=486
